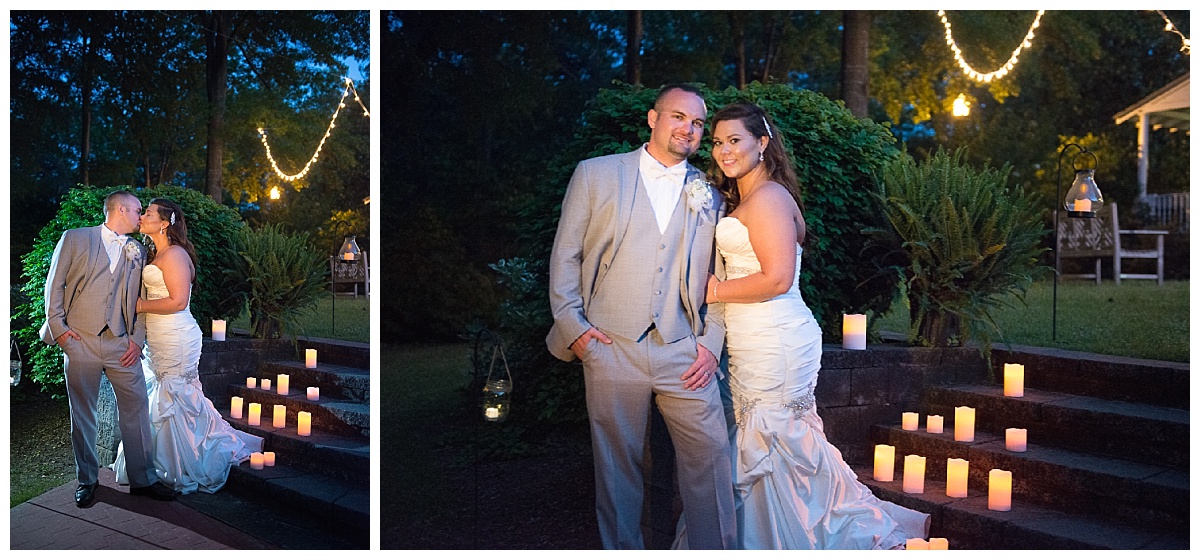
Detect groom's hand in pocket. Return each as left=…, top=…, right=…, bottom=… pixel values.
left=570, top=327, right=612, bottom=360
left=682, top=343, right=718, bottom=391
left=120, top=339, right=140, bottom=368
left=55, top=329, right=80, bottom=348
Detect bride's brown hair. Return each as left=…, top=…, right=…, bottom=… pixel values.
left=146, top=198, right=199, bottom=281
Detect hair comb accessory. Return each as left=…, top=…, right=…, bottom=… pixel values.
left=169, top=212, right=176, bottom=226
left=762, top=116, right=773, bottom=139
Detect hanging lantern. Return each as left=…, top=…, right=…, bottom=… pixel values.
left=952, top=93, right=971, bottom=117
left=338, top=234, right=361, bottom=262
left=1063, top=151, right=1103, bottom=218
left=482, top=342, right=513, bottom=422
left=269, top=186, right=281, bottom=200
left=10, top=337, right=22, bottom=387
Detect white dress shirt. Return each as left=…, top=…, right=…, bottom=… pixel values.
left=638, top=144, right=688, bottom=235
left=101, top=224, right=127, bottom=274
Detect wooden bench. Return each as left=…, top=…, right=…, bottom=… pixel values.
left=1056, top=202, right=1167, bottom=285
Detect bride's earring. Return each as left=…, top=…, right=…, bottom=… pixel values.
left=159, top=227, right=166, bottom=235
left=759, top=151, right=765, bottom=162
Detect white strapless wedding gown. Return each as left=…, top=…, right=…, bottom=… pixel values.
left=709, top=216, right=928, bottom=549
left=112, top=264, right=262, bottom=494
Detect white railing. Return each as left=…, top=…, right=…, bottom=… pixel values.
left=1139, top=192, right=1189, bottom=234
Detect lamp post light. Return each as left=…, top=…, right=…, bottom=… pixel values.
left=1053, top=143, right=1104, bottom=341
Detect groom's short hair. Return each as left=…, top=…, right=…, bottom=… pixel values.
left=104, top=190, right=138, bottom=217
left=654, top=83, right=704, bottom=111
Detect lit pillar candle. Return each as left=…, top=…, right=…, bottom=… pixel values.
left=954, top=406, right=975, bottom=442
left=1006, top=428, right=1028, bottom=452
left=928, top=538, right=949, bottom=550
left=926, top=415, right=944, bottom=434
left=230, top=396, right=243, bottom=419
left=248, top=403, right=261, bottom=426
left=842, top=314, right=867, bottom=350
left=212, top=319, right=226, bottom=341
left=273, top=404, right=286, bottom=428
left=250, top=452, right=264, bottom=470
left=1075, top=199, right=1091, bottom=212
left=906, top=538, right=929, bottom=550
left=247, top=377, right=256, bottom=389
left=1004, top=363, right=1025, bottom=397
left=306, top=349, right=318, bottom=368
left=261, top=378, right=271, bottom=391
left=873, top=444, right=895, bottom=482
left=264, top=451, right=275, bottom=467
left=988, top=469, right=1013, bottom=511
left=277, top=374, right=289, bottom=396
left=343, top=252, right=355, bottom=261
left=902, top=412, right=919, bottom=431
left=902, top=455, right=926, bottom=494
left=297, top=411, right=312, bottom=436
left=307, top=387, right=319, bottom=401
left=946, top=458, right=969, bottom=498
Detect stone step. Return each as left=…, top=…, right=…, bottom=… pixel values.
left=228, top=384, right=369, bottom=438
left=224, top=413, right=369, bottom=484
left=869, top=424, right=1189, bottom=533
left=256, top=361, right=370, bottom=405
left=989, top=345, right=1189, bottom=410
left=851, top=465, right=1189, bottom=549
left=923, top=384, right=1189, bottom=468
left=288, top=337, right=370, bottom=370
left=226, top=461, right=369, bottom=545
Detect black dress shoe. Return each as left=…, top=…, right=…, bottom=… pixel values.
left=129, top=481, right=179, bottom=501
left=75, top=483, right=98, bottom=508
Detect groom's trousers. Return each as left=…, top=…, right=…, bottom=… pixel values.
left=62, top=328, right=156, bottom=487
left=580, top=327, right=736, bottom=550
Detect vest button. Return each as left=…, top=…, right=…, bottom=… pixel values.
left=655, top=290, right=662, bottom=295
left=659, top=244, right=666, bottom=250
left=657, top=267, right=663, bottom=273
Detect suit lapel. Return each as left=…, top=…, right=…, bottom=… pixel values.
left=612, top=150, right=641, bottom=256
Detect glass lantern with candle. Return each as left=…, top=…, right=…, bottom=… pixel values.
left=1064, top=161, right=1102, bottom=219
left=481, top=340, right=514, bottom=422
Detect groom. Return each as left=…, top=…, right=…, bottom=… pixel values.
left=40, top=190, right=178, bottom=507
left=547, top=84, right=735, bottom=549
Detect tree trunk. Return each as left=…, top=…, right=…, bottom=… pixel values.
left=203, top=11, right=231, bottom=202
left=626, top=11, right=642, bottom=86
left=760, top=14, right=783, bottom=83
left=840, top=11, right=871, bottom=118
left=79, top=22, right=95, bottom=186
left=730, top=13, right=746, bottom=89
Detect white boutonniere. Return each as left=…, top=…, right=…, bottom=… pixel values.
left=685, top=178, right=714, bottom=213
left=123, top=239, right=142, bottom=263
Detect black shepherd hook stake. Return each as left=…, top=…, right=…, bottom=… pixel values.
left=470, top=327, right=503, bottom=548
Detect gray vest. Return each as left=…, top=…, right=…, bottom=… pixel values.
left=70, top=254, right=129, bottom=337
left=588, top=175, right=692, bottom=343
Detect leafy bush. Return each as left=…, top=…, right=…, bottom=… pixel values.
left=220, top=223, right=330, bottom=339
left=868, top=147, right=1051, bottom=358
left=14, top=185, right=245, bottom=394
left=506, top=81, right=902, bottom=425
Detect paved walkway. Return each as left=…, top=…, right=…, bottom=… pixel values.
left=10, top=468, right=276, bottom=550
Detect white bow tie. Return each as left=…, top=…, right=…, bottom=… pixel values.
left=645, top=165, right=687, bottom=185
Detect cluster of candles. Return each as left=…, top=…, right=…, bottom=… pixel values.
left=906, top=538, right=949, bottom=550
left=249, top=451, right=276, bottom=470
left=875, top=363, right=1030, bottom=516
left=234, top=374, right=320, bottom=437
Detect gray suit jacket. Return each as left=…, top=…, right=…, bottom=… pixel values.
left=547, top=149, right=726, bottom=362
left=40, top=225, right=147, bottom=347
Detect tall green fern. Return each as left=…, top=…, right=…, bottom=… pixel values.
left=221, top=223, right=330, bottom=339
left=867, top=147, right=1051, bottom=362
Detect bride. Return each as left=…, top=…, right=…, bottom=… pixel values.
left=112, top=198, right=262, bottom=494
left=693, top=103, right=929, bottom=549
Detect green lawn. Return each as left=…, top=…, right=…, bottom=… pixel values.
left=874, top=279, right=1189, bottom=363
left=230, top=293, right=370, bottom=343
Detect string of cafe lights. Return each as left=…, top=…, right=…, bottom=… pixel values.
left=1156, top=11, right=1191, bottom=55
left=258, top=77, right=369, bottom=182
left=938, top=10, right=1044, bottom=83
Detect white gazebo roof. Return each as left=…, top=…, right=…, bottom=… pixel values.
left=1114, top=72, right=1190, bottom=131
